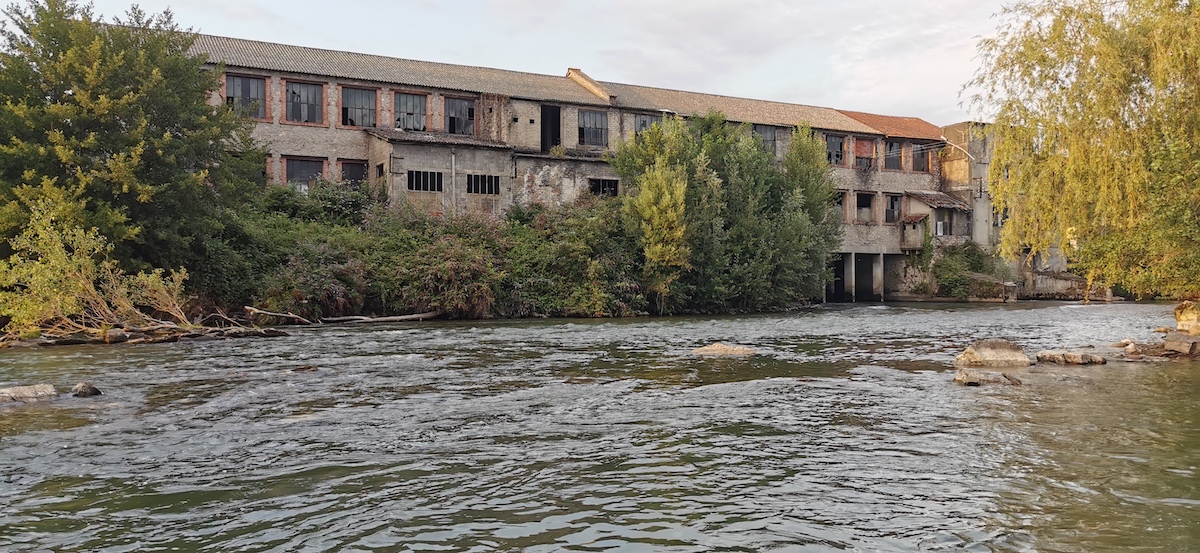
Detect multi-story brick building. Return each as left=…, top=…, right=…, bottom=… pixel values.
left=194, top=33, right=973, bottom=302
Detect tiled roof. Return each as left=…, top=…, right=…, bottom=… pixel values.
left=906, top=190, right=971, bottom=210
left=191, top=34, right=611, bottom=106
left=838, top=110, right=945, bottom=141
left=366, top=129, right=512, bottom=149
left=603, top=82, right=879, bottom=134
left=901, top=214, right=929, bottom=224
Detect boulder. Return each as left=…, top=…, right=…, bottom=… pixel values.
left=954, top=368, right=1022, bottom=386
left=1036, top=350, right=1106, bottom=365
left=1176, top=301, right=1200, bottom=335
left=0, top=384, right=57, bottom=402
left=1164, top=332, right=1200, bottom=356
left=71, top=382, right=102, bottom=397
left=692, top=343, right=756, bottom=356
left=954, top=338, right=1032, bottom=368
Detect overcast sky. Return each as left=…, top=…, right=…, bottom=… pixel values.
left=87, top=0, right=1006, bottom=126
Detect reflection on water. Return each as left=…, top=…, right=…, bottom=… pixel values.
left=1, top=302, right=1197, bottom=551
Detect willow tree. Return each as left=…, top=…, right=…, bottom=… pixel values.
left=969, top=0, right=1200, bottom=299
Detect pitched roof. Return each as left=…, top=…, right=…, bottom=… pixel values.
left=191, top=34, right=611, bottom=107
left=602, top=81, right=879, bottom=134
left=838, top=110, right=945, bottom=141
left=906, top=190, right=971, bottom=211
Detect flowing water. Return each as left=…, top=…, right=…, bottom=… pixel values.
left=1, top=302, right=1197, bottom=552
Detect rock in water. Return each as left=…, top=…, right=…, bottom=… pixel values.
left=954, top=338, right=1031, bottom=368
left=1036, top=350, right=1107, bottom=365
left=953, top=368, right=1022, bottom=386
left=692, top=343, right=756, bottom=356
left=1164, top=332, right=1200, bottom=356
left=1175, top=301, right=1200, bottom=335
left=0, top=384, right=57, bottom=402
left=71, top=382, right=102, bottom=397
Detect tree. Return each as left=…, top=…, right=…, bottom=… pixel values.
left=969, top=0, right=1200, bottom=299
left=623, top=158, right=690, bottom=314
left=0, top=0, right=264, bottom=301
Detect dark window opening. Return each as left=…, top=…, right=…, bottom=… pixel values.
left=226, top=75, right=265, bottom=118
left=885, top=194, right=901, bottom=223
left=836, top=191, right=845, bottom=206
left=285, top=158, right=324, bottom=193
left=912, top=145, right=930, bottom=172
left=540, top=104, right=561, bottom=152
left=407, top=170, right=444, bottom=192
left=884, top=140, right=903, bottom=170
left=286, top=82, right=323, bottom=124
left=826, top=134, right=845, bottom=166
left=856, top=193, right=874, bottom=223
left=589, top=178, right=618, bottom=197
left=467, top=174, right=501, bottom=195
left=854, top=138, right=875, bottom=170
left=376, top=163, right=385, bottom=178
left=395, top=93, right=426, bottom=131
left=935, top=209, right=954, bottom=236
left=445, top=98, right=475, bottom=135
left=341, top=161, right=367, bottom=184
left=341, top=87, right=376, bottom=127
left=753, top=124, right=777, bottom=154
left=635, top=114, right=662, bottom=135
left=578, top=110, right=608, bottom=147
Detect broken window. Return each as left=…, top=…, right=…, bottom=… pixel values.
left=579, top=110, right=608, bottom=146
left=407, top=170, right=444, bottom=192
left=445, top=98, right=475, bottom=135
left=286, top=82, right=323, bottom=124
left=467, top=174, right=501, bottom=195
left=285, top=157, right=324, bottom=193
left=341, top=87, right=376, bottom=127
left=341, top=160, right=367, bottom=184
left=912, top=144, right=930, bottom=172
left=854, top=138, right=875, bottom=170
left=826, top=134, right=845, bottom=165
left=935, top=209, right=954, bottom=235
left=226, top=75, right=265, bottom=118
left=885, top=194, right=901, bottom=223
left=857, top=193, right=874, bottom=223
left=589, top=178, right=618, bottom=196
left=394, top=92, right=426, bottom=131
left=634, top=114, right=662, bottom=135
left=884, top=140, right=903, bottom=170
left=375, top=163, right=385, bottom=178
left=752, top=124, right=777, bottom=154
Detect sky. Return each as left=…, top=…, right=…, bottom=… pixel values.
left=86, top=0, right=1008, bottom=126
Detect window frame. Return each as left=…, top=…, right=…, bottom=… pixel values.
left=884, top=140, right=904, bottom=171
left=854, top=137, right=876, bottom=170
left=466, top=174, right=502, bottom=195
left=856, top=192, right=874, bottom=224
left=284, top=80, right=325, bottom=125
left=634, top=113, right=662, bottom=135
left=588, top=178, right=619, bottom=197
left=884, top=194, right=902, bottom=224
left=225, top=74, right=267, bottom=119
left=825, top=134, right=846, bottom=166
left=406, top=170, right=445, bottom=192
left=445, top=97, right=475, bottom=136
left=340, top=86, right=377, bottom=128
left=284, top=157, right=325, bottom=192
left=578, top=109, right=609, bottom=147
left=753, top=124, right=777, bottom=154
left=394, top=91, right=428, bottom=131
left=339, top=159, right=368, bottom=184
left=911, top=143, right=931, bottom=173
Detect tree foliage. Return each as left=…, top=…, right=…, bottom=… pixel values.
left=612, top=113, right=840, bottom=312
left=0, top=0, right=264, bottom=297
left=969, top=0, right=1200, bottom=299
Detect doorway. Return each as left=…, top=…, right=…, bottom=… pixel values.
left=540, top=105, right=561, bottom=153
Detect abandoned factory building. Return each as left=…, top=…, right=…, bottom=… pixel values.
left=194, top=33, right=978, bottom=303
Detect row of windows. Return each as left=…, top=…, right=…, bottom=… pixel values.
left=839, top=192, right=904, bottom=224
left=826, top=135, right=931, bottom=172
left=227, top=75, right=476, bottom=134
left=283, top=159, right=619, bottom=198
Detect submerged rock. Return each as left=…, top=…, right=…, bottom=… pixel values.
left=692, top=343, right=756, bottom=356
left=0, top=384, right=57, bottom=402
left=953, top=368, right=1022, bottom=386
left=1036, top=350, right=1107, bottom=365
left=71, top=382, right=102, bottom=397
left=954, top=338, right=1032, bottom=368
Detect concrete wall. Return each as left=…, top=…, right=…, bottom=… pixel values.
left=384, top=142, right=514, bottom=215
left=513, top=155, right=618, bottom=206
left=832, top=164, right=939, bottom=255
left=942, top=121, right=998, bottom=250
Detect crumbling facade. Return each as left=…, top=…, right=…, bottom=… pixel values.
left=195, top=33, right=979, bottom=302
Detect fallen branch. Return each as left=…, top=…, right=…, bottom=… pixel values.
left=341, top=311, right=441, bottom=324
left=244, top=306, right=314, bottom=325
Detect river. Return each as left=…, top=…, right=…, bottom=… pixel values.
left=1, top=302, right=1197, bottom=552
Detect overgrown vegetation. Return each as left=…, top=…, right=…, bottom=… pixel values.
left=930, top=242, right=1013, bottom=299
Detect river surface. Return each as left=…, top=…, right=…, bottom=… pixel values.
left=1, top=302, right=1197, bottom=552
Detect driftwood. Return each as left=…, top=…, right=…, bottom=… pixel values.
left=244, top=308, right=441, bottom=326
